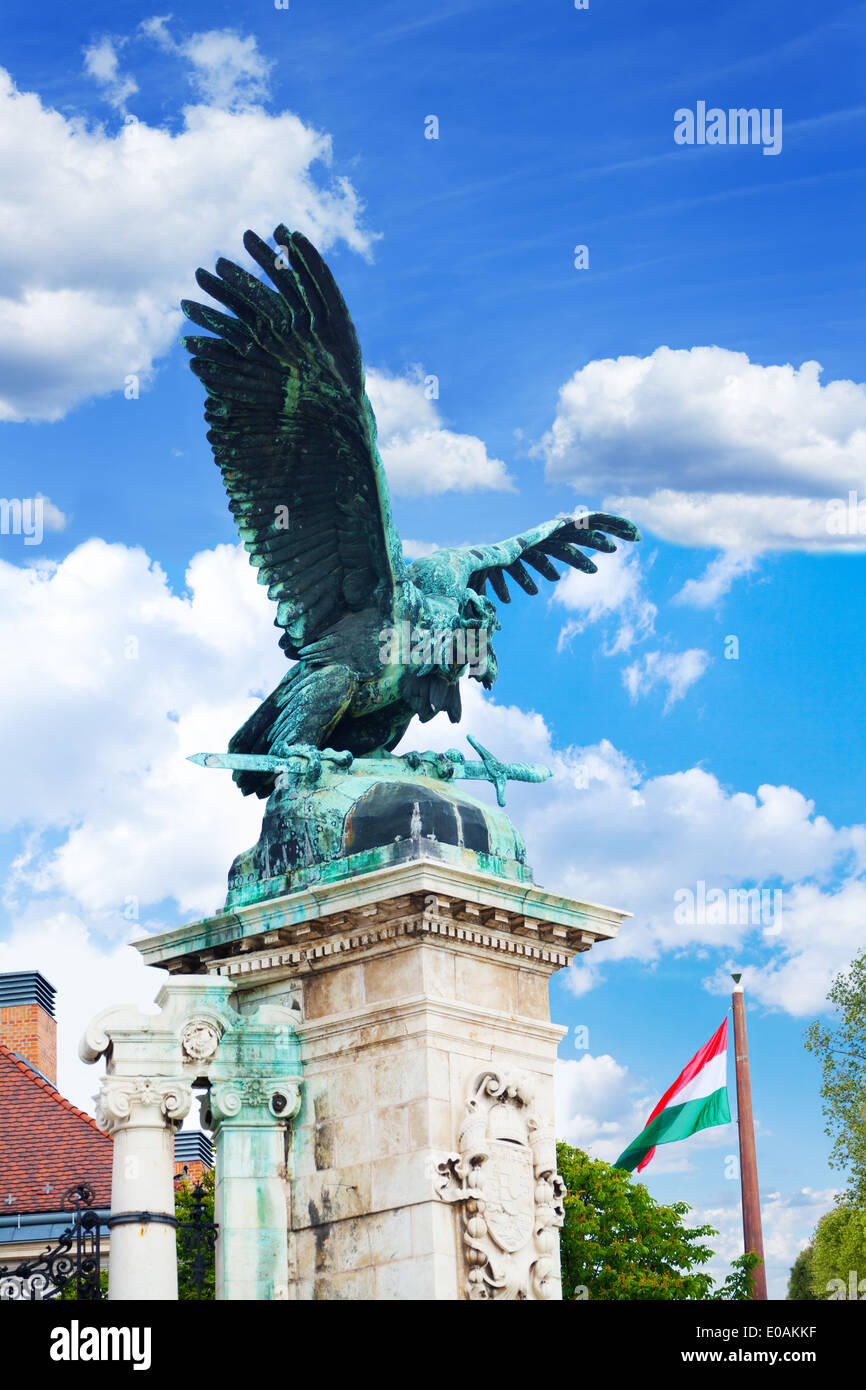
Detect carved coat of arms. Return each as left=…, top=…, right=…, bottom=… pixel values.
left=475, top=1141, right=535, bottom=1254
left=435, top=1069, right=566, bottom=1300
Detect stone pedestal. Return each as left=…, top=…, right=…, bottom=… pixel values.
left=137, top=854, right=628, bottom=1301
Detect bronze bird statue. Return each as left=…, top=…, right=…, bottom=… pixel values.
left=182, top=227, right=639, bottom=799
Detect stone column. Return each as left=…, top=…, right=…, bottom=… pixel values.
left=204, top=1077, right=301, bottom=1300
left=81, top=976, right=302, bottom=1302
left=97, top=1076, right=191, bottom=1302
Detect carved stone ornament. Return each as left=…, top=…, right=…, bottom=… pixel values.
left=180, top=1019, right=221, bottom=1062
left=205, top=1078, right=302, bottom=1127
left=435, top=1069, right=566, bottom=1300
left=95, top=1076, right=193, bottom=1135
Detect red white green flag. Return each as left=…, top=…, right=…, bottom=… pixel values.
left=614, top=1018, right=731, bottom=1173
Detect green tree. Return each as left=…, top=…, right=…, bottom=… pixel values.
left=60, top=1267, right=109, bottom=1300
left=786, top=1243, right=818, bottom=1300
left=557, top=1143, right=749, bottom=1300
left=715, top=1251, right=762, bottom=1300
left=811, top=1202, right=866, bottom=1299
left=175, top=1167, right=216, bottom=1301
left=804, top=949, right=866, bottom=1202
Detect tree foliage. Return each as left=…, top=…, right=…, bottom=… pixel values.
left=811, top=1202, right=866, bottom=1299
left=556, top=1143, right=755, bottom=1300
left=60, top=1267, right=109, bottom=1300
left=714, top=1251, right=762, bottom=1300
left=804, top=948, right=866, bottom=1202
left=786, top=1243, right=818, bottom=1300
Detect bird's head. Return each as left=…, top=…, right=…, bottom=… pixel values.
left=404, top=554, right=502, bottom=689
left=459, top=588, right=499, bottom=689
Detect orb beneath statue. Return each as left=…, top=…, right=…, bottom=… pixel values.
left=226, top=768, right=534, bottom=909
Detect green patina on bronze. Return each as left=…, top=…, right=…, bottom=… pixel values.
left=223, top=766, right=535, bottom=910
left=181, top=226, right=640, bottom=900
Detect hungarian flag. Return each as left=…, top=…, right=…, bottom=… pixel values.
left=614, top=1019, right=731, bottom=1173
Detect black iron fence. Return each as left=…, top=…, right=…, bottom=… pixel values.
left=0, top=1174, right=218, bottom=1300
left=0, top=1181, right=105, bottom=1301
left=176, top=1178, right=218, bottom=1300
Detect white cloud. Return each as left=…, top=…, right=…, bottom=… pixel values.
left=706, top=878, right=866, bottom=1016
left=673, top=551, right=757, bottom=608
left=140, top=18, right=273, bottom=109
left=555, top=548, right=656, bottom=654
left=622, top=648, right=710, bottom=711
left=400, top=685, right=866, bottom=1016
left=0, top=539, right=283, bottom=912
left=0, top=910, right=165, bottom=1116
left=1, top=532, right=863, bottom=1129
left=0, top=494, right=67, bottom=546
left=0, top=52, right=372, bottom=421
left=365, top=368, right=513, bottom=495
left=554, top=1047, right=828, bottom=1296
left=83, top=37, right=139, bottom=113
left=402, top=539, right=438, bottom=560
left=555, top=1052, right=647, bottom=1161
left=607, top=488, right=866, bottom=553
left=36, top=496, right=67, bottom=532
left=691, top=1187, right=838, bottom=1299
left=537, top=346, right=866, bottom=552
left=0, top=535, right=295, bottom=1111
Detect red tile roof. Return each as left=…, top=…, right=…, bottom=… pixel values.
left=0, top=1042, right=112, bottom=1213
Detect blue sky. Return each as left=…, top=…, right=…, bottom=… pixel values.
left=0, top=0, right=864, bottom=1297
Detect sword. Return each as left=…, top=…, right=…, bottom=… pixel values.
left=187, top=736, right=550, bottom=808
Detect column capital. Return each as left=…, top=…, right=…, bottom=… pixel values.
left=96, top=1074, right=193, bottom=1135
left=205, top=1077, right=302, bottom=1128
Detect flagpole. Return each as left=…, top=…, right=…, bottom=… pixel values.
left=731, top=975, right=767, bottom=1300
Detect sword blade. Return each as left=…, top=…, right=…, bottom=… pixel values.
left=187, top=752, right=281, bottom=772
left=451, top=761, right=551, bottom=786
left=187, top=751, right=552, bottom=790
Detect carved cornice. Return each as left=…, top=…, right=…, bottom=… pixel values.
left=135, top=859, right=629, bottom=975
left=81, top=984, right=300, bottom=1086
left=295, top=993, right=565, bottom=1051
left=206, top=902, right=580, bottom=985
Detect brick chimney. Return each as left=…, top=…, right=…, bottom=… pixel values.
left=174, top=1130, right=215, bottom=1184
left=0, top=972, right=57, bottom=1084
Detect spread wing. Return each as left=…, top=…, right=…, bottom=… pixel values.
left=181, top=227, right=404, bottom=658
left=410, top=513, right=640, bottom=604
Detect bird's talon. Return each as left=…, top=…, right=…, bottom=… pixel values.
left=273, top=743, right=324, bottom=787
left=322, top=748, right=353, bottom=770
